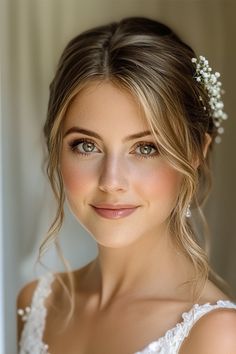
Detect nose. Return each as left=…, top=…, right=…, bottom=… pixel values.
left=98, top=155, right=129, bottom=193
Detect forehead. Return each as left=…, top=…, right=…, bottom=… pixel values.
left=63, top=80, right=150, bottom=133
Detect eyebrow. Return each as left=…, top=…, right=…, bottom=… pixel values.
left=63, top=126, right=154, bottom=143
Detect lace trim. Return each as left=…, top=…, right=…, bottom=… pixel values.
left=17, top=272, right=236, bottom=354
left=135, top=300, right=236, bottom=354
left=18, top=272, right=55, bottom=354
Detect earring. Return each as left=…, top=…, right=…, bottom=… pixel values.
left=186, top=204, right=192, bottom=218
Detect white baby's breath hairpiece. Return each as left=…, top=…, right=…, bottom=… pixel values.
left=191, top=55, right=228, bottom=143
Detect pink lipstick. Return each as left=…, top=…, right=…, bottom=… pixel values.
left=91, top=205, right=139, bottom=219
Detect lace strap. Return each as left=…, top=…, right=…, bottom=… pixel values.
left=135, top=300, right=236, bottom=354
left=174, top=300, right=236, bottom=351
left=18, top=272, right=55, bottom=354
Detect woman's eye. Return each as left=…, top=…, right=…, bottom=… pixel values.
left=68, top=138, right=99, bottom=155
left=133, top=142, right=159, bottom=159
left=68, top=138, right=159, bottom=159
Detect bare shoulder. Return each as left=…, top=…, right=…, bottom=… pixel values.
left=16, top=278, right=40, bottom=343
left=199, top=279, right=232, bottom=303
left=17, top=278, right=39, bottom=307
left=179, top=306, right=236, bottom=354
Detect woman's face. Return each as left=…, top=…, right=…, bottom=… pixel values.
left=60, top=81, right=182, bottom=248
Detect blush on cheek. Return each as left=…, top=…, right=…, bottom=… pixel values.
left=136, top=163, right=182, bottom=203
left=61, top=161, right=94, bottom=195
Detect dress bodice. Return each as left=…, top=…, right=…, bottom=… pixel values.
left=17, top=272, right=236, bottom=354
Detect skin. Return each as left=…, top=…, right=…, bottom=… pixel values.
left=60, top=80, right=194, bottom=306
left=17, top=79, right=234, bottom=354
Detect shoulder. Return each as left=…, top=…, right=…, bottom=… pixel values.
left=179, top=306, right=236, bottom=354
left=17, top=278, right=39, bottom=309
left=16, top=278, right=40, bottom=343
left=16, top=272, right=56, bottom=310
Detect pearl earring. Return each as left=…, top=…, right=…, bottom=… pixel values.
left=186, top=204, right=192, bottom=218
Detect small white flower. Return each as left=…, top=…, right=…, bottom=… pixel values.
left=215, top=136, right=222, bottom=144
left=191, top=55, right=227, bottom=143
left=210, top=76, right=217, bottom=84
left=222, top=113, right=228, bottom=120
left=216, top=102, right=224, bottom=109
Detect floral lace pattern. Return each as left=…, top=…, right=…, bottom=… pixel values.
left=18, top=272, right=55, bottom=354
left=18, top=272, right=236, bottom=354
left=134, top=300, right=236, bottom=353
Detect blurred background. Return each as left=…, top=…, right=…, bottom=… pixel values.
left=1, top=0, right=236, bottom=353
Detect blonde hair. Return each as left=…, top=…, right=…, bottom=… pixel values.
left=37, top=16, right=235, bottom=330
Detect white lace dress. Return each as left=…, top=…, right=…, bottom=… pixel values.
left=17, top=272, right=236, bottom=354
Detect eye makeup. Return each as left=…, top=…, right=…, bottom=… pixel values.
left=67, top=138, right=159, bottom=160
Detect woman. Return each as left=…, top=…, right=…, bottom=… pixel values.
left=17, top=17, right=236, bottom=354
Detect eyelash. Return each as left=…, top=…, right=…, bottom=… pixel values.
left=68, top=138, right=159, bottom=159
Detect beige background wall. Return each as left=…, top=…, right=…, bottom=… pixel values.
left=1, top=0, right=235, bottom=352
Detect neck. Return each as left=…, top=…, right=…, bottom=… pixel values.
left=84, top=228, right=195, bottom=310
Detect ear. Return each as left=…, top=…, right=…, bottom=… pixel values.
left=193, top=133, right=212, bottom=169
left=203, top=132, right=212, bottom=158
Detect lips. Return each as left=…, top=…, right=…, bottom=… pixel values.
left=91, top=203, right=139, bottom=209
left=90, top=204, right=140, bottom=219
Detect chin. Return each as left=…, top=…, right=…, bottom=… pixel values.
left=85, top=228, right=141, bottom=249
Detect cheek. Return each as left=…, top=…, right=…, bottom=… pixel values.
left=60, top=157, right=95, bottom=195
left=136, top=162, right=181, bottom=203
